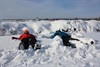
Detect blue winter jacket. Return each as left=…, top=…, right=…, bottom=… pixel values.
left=51, top=31, right=71, bottom=39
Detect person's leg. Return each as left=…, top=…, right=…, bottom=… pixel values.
left=62, top=38, right=70, bottom=46
left=70, top=38, right=79, bottom=41
left=21, top=39, right=30, bottom=50
left=23, top=42, right=29, bottom=50
left=31, top=43, right=35, bottom=49
left=62, top=38, right=76, bottom=48
left=19, top=42, right=29, bottom=50
left=29, top=39, right=36, bottom=49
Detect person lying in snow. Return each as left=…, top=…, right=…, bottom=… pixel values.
left=12, top=30, right=37, bottom=50
left=51, top=30, right=80, bottom=48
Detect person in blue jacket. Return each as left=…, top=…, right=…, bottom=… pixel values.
left=51, top=30, right=79, bottom=48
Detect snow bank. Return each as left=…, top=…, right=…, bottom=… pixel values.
left=50, top=20, right=68, bottom=32
left=0, top=20, right=100, bottom=36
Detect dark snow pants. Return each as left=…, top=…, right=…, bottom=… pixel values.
left=62, top=37, right=79, bottom=48
left=18, top=38, right=36, bottom=50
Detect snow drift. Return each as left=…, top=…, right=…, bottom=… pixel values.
left=0, top=20, right=100, bottom=36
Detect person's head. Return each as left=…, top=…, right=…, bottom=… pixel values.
left=23, top=30, right=29, bottom=34
left=56, top=30, right=61, bottom=33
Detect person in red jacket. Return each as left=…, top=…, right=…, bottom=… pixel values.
left=12, top=30, right=37, bottom=50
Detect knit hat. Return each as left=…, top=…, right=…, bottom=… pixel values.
left=24, top=30, right=29, bottom=34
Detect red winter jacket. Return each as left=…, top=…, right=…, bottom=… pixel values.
left=19, top=33, right=36, bottom=42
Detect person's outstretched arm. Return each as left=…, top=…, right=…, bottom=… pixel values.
left=51, top=33, right=57, bottom=39
left=12, top=37, right=19, bottom=40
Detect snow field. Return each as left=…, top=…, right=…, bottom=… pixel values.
left=0, top=32, right=100, bottom=67
left=0, top=20, right=100, bottom=67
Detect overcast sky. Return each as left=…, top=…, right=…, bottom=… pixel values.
left=0, top=0, right=100, bottom=19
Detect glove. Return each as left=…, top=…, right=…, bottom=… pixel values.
left=12, top=37, right=15, bottom=40
left=12, top=37, right=18, bottom=40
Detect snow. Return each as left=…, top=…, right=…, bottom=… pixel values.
left=0, top=20, right=100, bottom=67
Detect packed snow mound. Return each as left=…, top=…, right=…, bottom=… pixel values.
left=0, top=20, right=100, bottom=35
left=50, top=20, right=68, bottom=32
